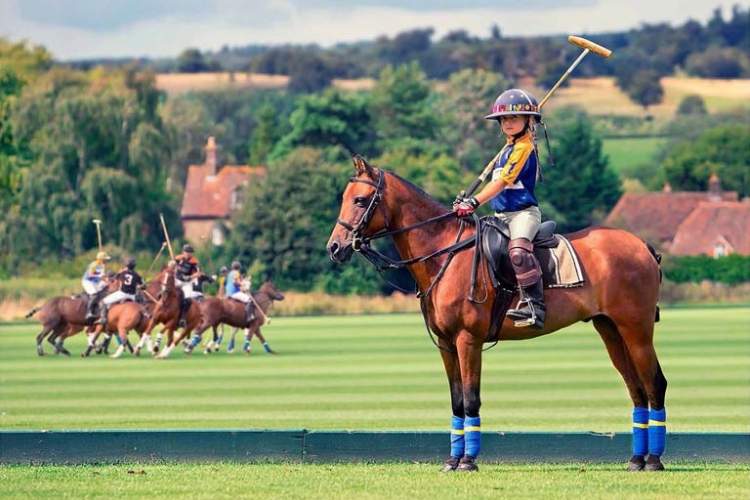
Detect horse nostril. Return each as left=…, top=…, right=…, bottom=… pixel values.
left=329, top=241, right=340, bottom=257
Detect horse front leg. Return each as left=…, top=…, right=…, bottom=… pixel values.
left=455, top=331, right=483, bottom=472
left=439, top=338, right=464, bottom=472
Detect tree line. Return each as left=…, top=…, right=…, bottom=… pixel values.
left=1, top=36, right=748, bottom=290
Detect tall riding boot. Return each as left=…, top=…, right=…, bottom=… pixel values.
left=507, top=279, right=546, bottom=329
left=244, top=302, right=256, bottom=324
left=85, top=295, right=97, bottom=323
left=97, top=303, right=110, bottom=325
left=178, top=298, right=189, bottom=328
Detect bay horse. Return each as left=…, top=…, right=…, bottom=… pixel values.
left=143, top=266, right=203, bottom=359
left=327, top=159, right=667, bottom=472
left=192, top=281, right=285, bottom=354
left=26, top=280, right=119, bottom=356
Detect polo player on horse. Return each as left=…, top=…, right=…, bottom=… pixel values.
left=82, top=251, right=111, bottom=323
left=453, top=88, right=546, bottom=329
left=174, top=244, right=202, bottom=327
left=225, top=260, right=256, bottom=324
left=97, top=257, right=144, bottom=325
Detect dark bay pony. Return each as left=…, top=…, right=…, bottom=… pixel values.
left=327, top=159, right=667, bottom=472
left=26, top=280, right=119, bottom=356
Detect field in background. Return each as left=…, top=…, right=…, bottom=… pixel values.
left=601, top=136, right=667, bottom=175
left=539, top=77, right=750, bottom=118
left=1, top=307, right=747, bottom=432
left=156, top=73, right=750, bottom=118
left=1, top=463, right=748, bottom=499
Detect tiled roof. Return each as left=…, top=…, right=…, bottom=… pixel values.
left=670, top=202, right=750, bottom=256
left=181, top=164, right=265, bottom=219
left=604, top=191, right=738, bottom=245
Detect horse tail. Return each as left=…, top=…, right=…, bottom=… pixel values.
left=25, top=306, right=42, bottom=319
left=645, top=241, right=662, bottom=323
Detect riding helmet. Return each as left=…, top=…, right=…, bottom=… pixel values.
left=96, top=251, right=111, bottom=261
left=125, top=257, right=137, bottom=269
left=231, top=261, right=241, bottom=270
left=485, top=89, right=541, bottom=120
left=182, top=244, right=194, bottom=253
left=220, top=266, right=228, bottom=274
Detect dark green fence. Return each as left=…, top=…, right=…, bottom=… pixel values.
left=2, top=431, right=748, bottom=464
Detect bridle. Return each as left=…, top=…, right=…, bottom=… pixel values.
left=336, top=169, right=385, bottom=252
left=333, top=169, right=511, bottom=353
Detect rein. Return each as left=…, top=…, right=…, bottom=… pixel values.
left=336, top=171, right=498, bottom=353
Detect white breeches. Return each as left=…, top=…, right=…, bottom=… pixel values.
left=179, top=282, right=202, bottom=299
left=231, top=291, right=251, bottom=303
left=82, top=279, right=106, bottom=295
left=103, top=291, right=135, bottom=305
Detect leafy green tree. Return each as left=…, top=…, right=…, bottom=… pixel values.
left=248, top=102, right=281, bottom=165
left=685, top=47, right=749, bottom=78
left=537, top=110, right=622, bottom=232
left=676, top=94, right=707, bottom=116
left=225, top=147, right=380, bottom=292
left=371, top=63, right=440, bottom=147
left=662, top=125, right=750, bottom=197
left=0, top=68, right=180, bottom=272
left=272, top=89, right=376, bottom=159
left=0, top=38, right=52, bottom=81
left=439, top=68, right=510, bottom=171
left=177, top=48, right=210, bottom=73
left=288, top=53, right=333, bottom=93
left=625, top=70, right=664, bottom=110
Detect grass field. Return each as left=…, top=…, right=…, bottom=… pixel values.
left=1, top=463, right=749, bottom=499
left=601, top=136, right=667, bottom=176
left=0, top=307, right=748, bottom=432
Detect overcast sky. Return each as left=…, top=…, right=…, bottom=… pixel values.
left=0, top=0, right=744, bottom=60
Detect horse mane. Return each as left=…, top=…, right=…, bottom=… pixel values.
left=383, top=170, right=448, bottom=213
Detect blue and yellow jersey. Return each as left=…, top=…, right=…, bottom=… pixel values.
left=489, top=132, right=539, bottom=213
left=225, top=270, right=240, bottom=296
left=83, top=261, right=106, bottom=282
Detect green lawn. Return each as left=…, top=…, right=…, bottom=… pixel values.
left=602, top=136, right=667, bottom=176
left=1, top=308, right=748, bottom=432
left=1, top=463, right=748, bottom=499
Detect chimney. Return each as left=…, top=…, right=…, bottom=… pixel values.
left=708, top=173, right=721, bottom=201
left=205, top=136, right=217, bottom=176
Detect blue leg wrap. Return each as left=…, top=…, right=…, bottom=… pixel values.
left=263, top=342, right=272, bottom=353
left=648, top=408, right=666, bottom=456
left=216, top=335, right=223, bottom=346
left=114, top=335, right=123, bottom=346
left=632, top=407, right=649, bottom=457
left=464, top=416, right=481, bottom=458
left=227, top=338, right=235, bottom=351
left=189, top=336, right=201, bottom=349
left=243, top=340, right=251, bottom=351
left=450, top=415, right=465, bottom=459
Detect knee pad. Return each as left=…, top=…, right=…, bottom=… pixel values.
left=509, top=238, right=541, bottom=287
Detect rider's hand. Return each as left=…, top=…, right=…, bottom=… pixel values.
left=453, top=197, right=479, bottom=217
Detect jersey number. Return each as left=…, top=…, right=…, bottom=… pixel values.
left=123, top=275, right=133, bottom=286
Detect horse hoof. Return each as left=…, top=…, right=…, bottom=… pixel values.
left=456, top=456, right=479, bottom=472
left=644, top=455, right=665, bottom=471
left=627, top=455, right=645, bottom=471
left=441, top=457, right=460, bottom=473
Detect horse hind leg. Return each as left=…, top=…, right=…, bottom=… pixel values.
left=608, top=317, right=668, bottom=471
left=593, top=316, right=649, bottom=471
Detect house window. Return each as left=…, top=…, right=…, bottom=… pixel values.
left=211, top=225, right=225, bottom=246
left=230, top=188, right=243, bottom=210
left=713, top=242, right=726, bottom=258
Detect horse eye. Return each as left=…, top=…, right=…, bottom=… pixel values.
left=354, top=196, right=369, bottom=207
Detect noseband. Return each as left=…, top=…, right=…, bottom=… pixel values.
left=336, top=170, right=385, bottom=251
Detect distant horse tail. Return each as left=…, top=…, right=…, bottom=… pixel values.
left=645, top=241, right=662, bottom=322
left=25, top=306, right=42, bottom=319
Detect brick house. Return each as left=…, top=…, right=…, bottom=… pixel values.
left=180, top=137, right=265, bottom=246
left=670, top=201, right=750, bottom=257
left=604, top=174, right=742, bottom=254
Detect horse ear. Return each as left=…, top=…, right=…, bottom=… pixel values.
left=352, top=154, right=376, bottom=179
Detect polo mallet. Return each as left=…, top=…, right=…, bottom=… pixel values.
left=462, top=35, right=612, bottom=198
left=159, top=213, right=175, bottom=261
left=147, top=242, right=167, bottom=275
left=92, top=219, right=103, bottom=252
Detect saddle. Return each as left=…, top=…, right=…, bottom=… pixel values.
left=481, top=218, right=559, bottom=289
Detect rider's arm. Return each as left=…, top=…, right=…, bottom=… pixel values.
left=474, top=142, right=533, bottom=206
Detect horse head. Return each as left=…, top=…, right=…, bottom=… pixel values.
left=160, top=262, right=177, bottom=295
left=327, top=156, right=389, bottom=263
left=259, top=281, right=285, bottom=301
